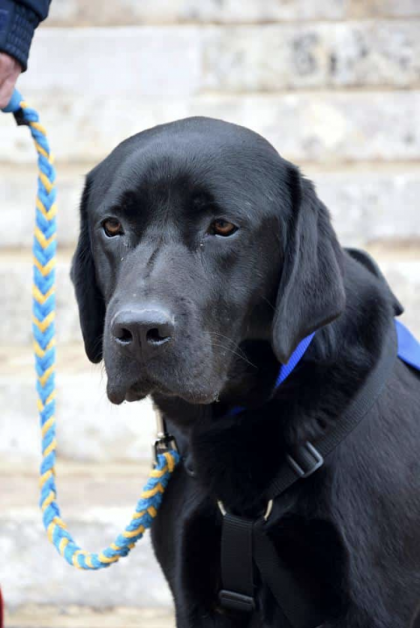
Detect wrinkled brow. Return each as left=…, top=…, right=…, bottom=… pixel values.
left=112, top=190, right=140, bottom=217
left=94, top=189, right=142, bottom=219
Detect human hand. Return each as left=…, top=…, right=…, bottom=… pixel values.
left=0, top=53, right=21, bottom=109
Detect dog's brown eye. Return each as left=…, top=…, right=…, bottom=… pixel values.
left=103, top=218, right=123, bottom=237
left=211, top=219, right=237, bottom=237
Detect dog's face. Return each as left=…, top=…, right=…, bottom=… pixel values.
left=72, top=117, right=345, bottom=405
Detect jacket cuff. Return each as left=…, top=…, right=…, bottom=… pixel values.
left=0, top=0, right=39, bottom=71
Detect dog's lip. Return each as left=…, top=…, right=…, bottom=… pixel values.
left=125, top=388, right=147, bottom=402
left=107, top=371, right=174, bottom=405
left=125, top=381, right=155, bottom=402
left=106, top=384, right=127, bottom=405
left=107, top=375, right=221, bottom=406
left=107, top=379, right=155, bottom=405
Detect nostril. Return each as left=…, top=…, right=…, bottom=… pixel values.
left=146, top=327, right=171, bottom=345
left=115, top=327, right=133, bottom=344
left=112, top=308, right=174, bottom=356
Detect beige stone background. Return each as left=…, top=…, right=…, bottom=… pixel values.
left=1, top=0, right=420, bottom=626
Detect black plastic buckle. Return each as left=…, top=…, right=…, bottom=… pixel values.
left=287, top=442, right=324, bottom=479
left=219, top=590, right=255, bottom=613
left=13, top=108, right=30, bottom=127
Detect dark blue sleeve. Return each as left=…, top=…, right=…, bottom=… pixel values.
left=0, top=0, right=52, bottom=71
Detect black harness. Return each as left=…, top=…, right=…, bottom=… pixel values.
left=160, top=318, right=420, bottom=626
left=217, top=321, right=399, bottom=627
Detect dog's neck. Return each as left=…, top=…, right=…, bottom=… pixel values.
left=152, top=254, right=397, bottom=514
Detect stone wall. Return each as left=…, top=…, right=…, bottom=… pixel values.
left=1, top=0, right=419, bottom=618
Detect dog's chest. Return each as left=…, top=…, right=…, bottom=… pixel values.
left=152, top=464, right=344, bottom=624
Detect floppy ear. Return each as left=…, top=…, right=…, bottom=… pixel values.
left=71, top=177, right=105, bottom=363
left=272, top=167, right=346, bottom=364
left=346, top=248, right=404, bottom=317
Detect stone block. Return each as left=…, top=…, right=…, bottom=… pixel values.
left=312, top=169, right=420, bottom=246
left=1, top=93, right=419, bottom=164
left=0, top=518, right=172, bottom=609
left=0, top=350, right=157, bottom=464
left=0, top=472, right=172, bottom=609
left=46, top=0, right=347, bottom=26
left=352, top=0, right=420, bottom=18
left=203, top=22, right=420, bottom=90
left=378, top=259, right=420, bottom=336
left=21, top=27, right=202, bottom=97
left=0, top=257, right=80, bottom=345
left=0, top=166, right=84, bottom=249
left=6, top=606, right=175, bottom=628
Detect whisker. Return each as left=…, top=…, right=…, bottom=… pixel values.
left=209, top=340, right=257, bottom=369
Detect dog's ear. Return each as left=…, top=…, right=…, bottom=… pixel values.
left=346, top=248, right=404, bottom=317
left=272, top=167, right=346, bottom=364
left=71, top=177, right=105, bottom=363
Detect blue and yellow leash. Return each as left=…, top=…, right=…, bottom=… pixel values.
left=2, top=90, right=180, bottom=570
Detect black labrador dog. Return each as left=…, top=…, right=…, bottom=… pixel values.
left=71, top=117, right=420, bottom=628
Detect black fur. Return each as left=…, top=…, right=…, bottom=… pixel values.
left=71, top=117, right=420, bottom=627
left=70, top=178, right=105, bottom=363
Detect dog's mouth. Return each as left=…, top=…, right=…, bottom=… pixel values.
left=106, top=376, right=159, bottom=405
left=106, top=373, right=221, bottom=406
left=103, top=325, right=239, bottom=406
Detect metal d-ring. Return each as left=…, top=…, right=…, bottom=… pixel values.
left=217, top=499, right=274, bottom=522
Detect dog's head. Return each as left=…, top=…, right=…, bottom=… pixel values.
left=71, top=117, right=345, bottom=405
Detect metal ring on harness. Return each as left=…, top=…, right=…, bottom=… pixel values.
left=218, top=499, right=274, bottom=522
left=1, top=90, right=180, bottom=570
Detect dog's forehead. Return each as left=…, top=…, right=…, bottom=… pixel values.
left=88, top=117, right=289, bottom=224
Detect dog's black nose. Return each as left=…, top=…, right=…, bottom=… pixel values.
left=111, top=307, right=174, bottom=359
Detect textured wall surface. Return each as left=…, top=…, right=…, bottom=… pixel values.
left=0, top=0, right=419, bottom=622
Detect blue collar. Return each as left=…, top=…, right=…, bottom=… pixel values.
left=228, top=332, right=315, bottom=417
left=228, top=320, right=420, bottom=417
left=395, top=319, right=420, bottom=370
left=275, top=332, right=316, bottom=388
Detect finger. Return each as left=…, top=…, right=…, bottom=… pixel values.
left=0, top=76, right=17, bottom=109
left=0, top=53, right=17, bottom=78
left=0, top=54, right=21, bottom=108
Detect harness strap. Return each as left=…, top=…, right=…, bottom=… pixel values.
left=267, top=318, right=398, bottom=500
left=219, top=515, right=325, bottom=628
left=253, top=523, right=325, bottom=628
left=219, top=514, right=255, bottom=613
left=219, top=319, right=398, bottom=626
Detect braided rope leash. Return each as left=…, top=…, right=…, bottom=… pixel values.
left=2, top=90, right=180, bottom=570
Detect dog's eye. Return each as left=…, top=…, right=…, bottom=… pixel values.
left=103, top=218, right=123, bottom=237
left=210, top=219, right=237, bottom=237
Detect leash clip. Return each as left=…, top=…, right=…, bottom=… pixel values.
left=152, top=409, right=178, bottom=465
